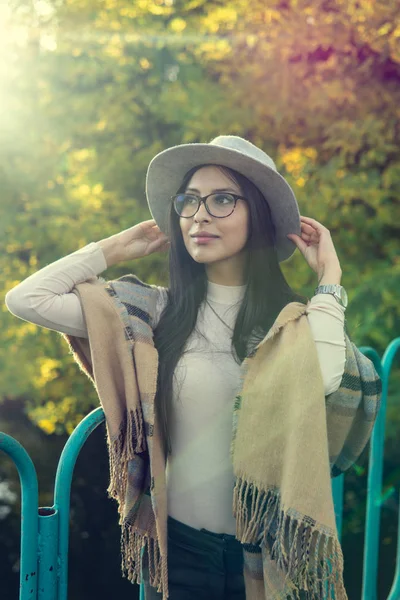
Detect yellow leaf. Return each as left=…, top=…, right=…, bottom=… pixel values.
left=74, top=149, right=92, bottom=162
left=169, top=18, right=187, bottom=33
left=140, top=57, right=151, bottom=70
left=377, top=23, right=392, bottom=37
left=96, top=120, right=107, bottom=131
left=38, top=419, right=56, bottom=435
left=77, top=184, right=91, bottom=196
left=93, top=183, right=103, bottom=195
left=246, top=35, right=257, bottom=48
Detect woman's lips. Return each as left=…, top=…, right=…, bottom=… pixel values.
left=192, top=236, right=219, bottom=244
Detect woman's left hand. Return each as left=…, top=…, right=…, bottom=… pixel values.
left=287, top=216, right=342, bottom=280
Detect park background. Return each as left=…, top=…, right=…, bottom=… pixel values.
left=0, top=0, right=399, bottom=598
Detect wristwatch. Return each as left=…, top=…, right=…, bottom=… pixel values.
left=314, top=284, right=348, bottom=308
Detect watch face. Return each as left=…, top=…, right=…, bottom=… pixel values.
left=340, top=287, right=348, bottom=307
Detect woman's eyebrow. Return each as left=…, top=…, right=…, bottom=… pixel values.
left=185, top=187, right=239, bottom=194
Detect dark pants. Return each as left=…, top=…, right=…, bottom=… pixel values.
left=141, top=515, right=245, bottom=600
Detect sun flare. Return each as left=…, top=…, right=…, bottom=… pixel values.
left=0, top=4, right=28, bottom=73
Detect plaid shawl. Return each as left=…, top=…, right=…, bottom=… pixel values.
left=61, top=274, right=382, bottom=600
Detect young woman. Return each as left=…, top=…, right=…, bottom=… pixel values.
left=6, top=135, right=365, bottom=600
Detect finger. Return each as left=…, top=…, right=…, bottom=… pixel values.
left=287, top=233, right=308, bottom=253
left=301, top=222, right=316, bottom=234
left=300, top=216, right=319, bottom=223
left=300, top=216, right=323, bottom=228
left=301, top=224, right=325, bottom=243
left=300, top=216, right=326, bottom=231
left=301, top=222, right=320, bottom=236
left=300, top=227, right=313, bottom=239
left=299, top=225, right=317, bottom=240
left=301, top=229, right=318, bottom=243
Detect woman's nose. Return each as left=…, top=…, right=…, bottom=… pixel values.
left=194, top=200, right=211, bottom=221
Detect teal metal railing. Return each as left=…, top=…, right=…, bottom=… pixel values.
left=1, top=338, right=399, bottom=600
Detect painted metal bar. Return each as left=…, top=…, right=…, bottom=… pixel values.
left=376, top=339, right=400, bottom=600
left=0, top=433, right=39, bottom=600
left=332, top=473, right=344, bottom=542
left=53, top=406, right=105, bottom=600
left=387, top=487, right=400, bottom=600
left=140, top=547, right=145, bottom=600
left=37, top=507, right=58, bottom=599
left=360, top=339, right=400, bottom=600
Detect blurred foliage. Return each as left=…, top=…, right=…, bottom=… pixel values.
left=1, top=0, right=399, bottom=454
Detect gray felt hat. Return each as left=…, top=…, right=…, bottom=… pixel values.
left=145, top=135, right=301, bottom=263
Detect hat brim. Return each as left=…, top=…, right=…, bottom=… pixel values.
left=145, top=143, right=301, bottom=263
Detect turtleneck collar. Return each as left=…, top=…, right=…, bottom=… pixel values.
left=206, top=279, right=247, bottom=304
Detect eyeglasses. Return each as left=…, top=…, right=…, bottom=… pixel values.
left=172, top=192, right=247, bottom=219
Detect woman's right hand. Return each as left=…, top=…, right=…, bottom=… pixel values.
left=97, top=219, right=170, bottom=267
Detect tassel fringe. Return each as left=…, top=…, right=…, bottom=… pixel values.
left=120, top=522, right=168, bottom=598
left=106, top=407, right=146, bottom=510
left=233, top=475, right=348, bottom=600
left=103, top=409, right=169, bottom=596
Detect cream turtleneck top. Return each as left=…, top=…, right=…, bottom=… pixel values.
left=5, top=242, right=347, bottom=534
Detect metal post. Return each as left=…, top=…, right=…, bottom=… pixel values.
left=0, top=434, right=39, bottom=599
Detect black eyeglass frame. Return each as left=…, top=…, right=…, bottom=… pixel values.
left=172, top=192, right=247, bottom=219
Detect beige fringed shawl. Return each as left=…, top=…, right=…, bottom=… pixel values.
left=61, top=274, right=382, bottom=600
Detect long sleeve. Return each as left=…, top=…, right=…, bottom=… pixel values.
left=306, top=293, right=347, bottom=396
left=5, top=243, right=108, bottom=338
left=5, top=243, right=169, bottom=339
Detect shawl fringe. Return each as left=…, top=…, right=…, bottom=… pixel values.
left=105, top=408, right=170, bottom=598
left=120, top=523, right=168, bottom=598
left=233, top=475, right=347, bottom=600
left=106, top=407, right=146, bottom=501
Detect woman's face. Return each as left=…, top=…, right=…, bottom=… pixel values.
left=178, top=165, right=250, bottom=282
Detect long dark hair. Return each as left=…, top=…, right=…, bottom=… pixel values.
left=153, top=164, right=308, bottom=461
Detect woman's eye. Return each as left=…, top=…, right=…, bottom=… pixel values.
left=215, top=194, right=233, bottom=203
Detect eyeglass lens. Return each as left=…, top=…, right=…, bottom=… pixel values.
left=174, top=193, right=236, bottom=218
